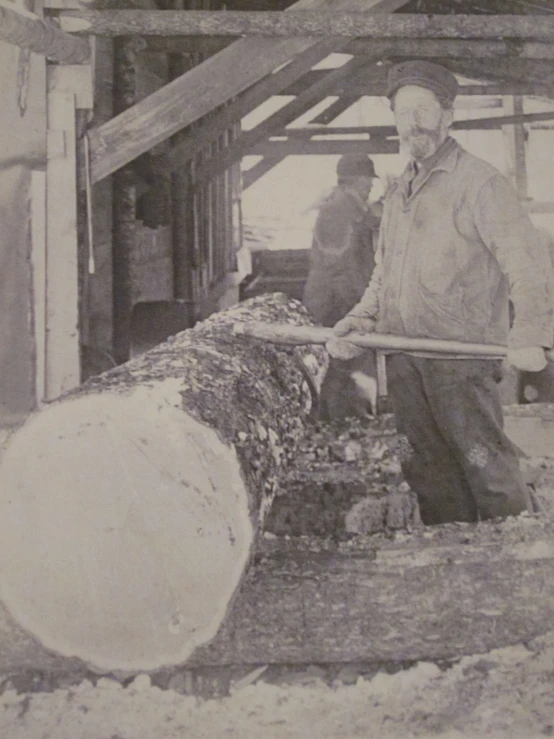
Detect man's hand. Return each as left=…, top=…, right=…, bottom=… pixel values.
left=333, top=315, right=376, bottom=336
left=507, top=347, right=548, bottom=372
left=326, top=315, right=376, bottom=360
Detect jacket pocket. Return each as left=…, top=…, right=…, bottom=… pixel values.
left=414, top=285, right=466, bottom=340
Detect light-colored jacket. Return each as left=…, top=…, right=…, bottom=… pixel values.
left=351, top=138, right=554, bottom=349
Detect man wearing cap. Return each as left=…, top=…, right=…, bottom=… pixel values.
left=329, top=60, right=554, bottom=524
left=303, top=153, right=381, bottom=421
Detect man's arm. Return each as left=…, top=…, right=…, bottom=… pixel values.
left=474, top=175, right=554, bottom=351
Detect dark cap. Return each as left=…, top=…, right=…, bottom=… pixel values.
left=386, top=60, right=458, bottom=106
left=336, top=154, right=376, bottom=179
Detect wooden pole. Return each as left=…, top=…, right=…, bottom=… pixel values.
left=112, top=38, right=138, bottom=365
left=0, top=0, right=89, bottom=63
left=85, top=0, right=411, bottom=184
left=503, top=96, right=529, bottom=200
left=58, top=11, right=554, bottom=41
left=45, top=91, right=81, bottom=399
left=232, top=321, right=554, bottom=361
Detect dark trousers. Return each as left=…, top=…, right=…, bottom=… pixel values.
left=386, top=354, right=529, bottom=525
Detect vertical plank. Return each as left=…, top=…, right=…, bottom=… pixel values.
left=31, top=170, right=46, bottom=405
left=45, top=90, right=80, bottom=400
left=502, top=95, right=528, bottom=199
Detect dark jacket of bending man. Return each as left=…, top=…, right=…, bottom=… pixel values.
left=303, top=154, right=381, bottom=421
left=329, top=60, right=554, bottom=524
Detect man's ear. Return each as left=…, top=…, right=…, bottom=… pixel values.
left=444, top=107, right=455, bottom=128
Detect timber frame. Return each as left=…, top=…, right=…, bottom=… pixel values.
left=3, top=0, right=554, bottom=397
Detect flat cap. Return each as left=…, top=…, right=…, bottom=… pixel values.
left=386, top=60, right=458, bottom=105
left=336, top=153, right=376, bottom=178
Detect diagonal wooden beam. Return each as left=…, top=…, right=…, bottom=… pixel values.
left=243, top=157, right=286, bottom=189
left=192, top=54, right=375, bottom=187
left=0, top=0, right=89, bottom=63
left=59, top=11, right=554, bottom=41
left=309, top=94, right=360, bottom=124
left=86, top=0, right=411, bottom=184
left=166, top=39, right=346, bottom=177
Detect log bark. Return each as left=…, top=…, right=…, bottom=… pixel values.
left=188, top=513, right=554, bottom=666
left=0, top=294, right=326, bottom=674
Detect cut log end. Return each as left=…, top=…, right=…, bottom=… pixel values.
left=0, top=379, right=253, bottom=673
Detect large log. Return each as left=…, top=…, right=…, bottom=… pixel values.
left=0, top=294, right=327, bottom=675
left=188, top=512, right=554, bottom=666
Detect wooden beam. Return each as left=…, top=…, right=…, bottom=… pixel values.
left=59, top=11, right=554, bottom=42
left=309, top=94, right=360, bottom=124
left=282, top=71, right=554, bottom=98
left=193, top=54, right=376, bottom=186
left=250, top=139, right=398, bottom=156
left=142, top=35, right=235, bottom=56
left=167, top=39, right=348, bottom=177
left=273, top=111, right=554, bottom=139
left=346, top=38, right=554, bottom=60
left=242, top=156, right=287, bottom=189
left=0, top=0, right=89, bottom=63
left=87, top=0, right=410, bottom=184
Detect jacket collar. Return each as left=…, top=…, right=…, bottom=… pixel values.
left=399, top=136, right=460, bottom=200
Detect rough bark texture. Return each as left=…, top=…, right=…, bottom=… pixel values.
left=189, top=512, right=554, bottom=667
left=0, top=294, right=326, bottom=674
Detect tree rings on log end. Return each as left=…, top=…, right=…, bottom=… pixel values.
left=0, top=379, right=253, bottom=674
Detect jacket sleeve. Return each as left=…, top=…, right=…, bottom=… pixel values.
left=346, top=222, right=384, bottom=320
left=474, top=175, right=554, bottom=349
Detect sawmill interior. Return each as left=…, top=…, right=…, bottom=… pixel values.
left=2, top=0, right=554, bottom=735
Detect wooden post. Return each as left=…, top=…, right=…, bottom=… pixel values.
left=112, top=37, right=138, bottom=365
left=31, top=171, right=47, bottom=405
left=45, top=90, right=81, bottom=399
left=0, top=0, right=89, bottom=63
left=503, top=95, right=529, bottom=200
left=85, top=0, right=411, bottom=183
left=245, top=138, right=399, bottom=158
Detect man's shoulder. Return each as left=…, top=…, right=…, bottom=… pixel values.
left=454, top=142, right=505, bottom=184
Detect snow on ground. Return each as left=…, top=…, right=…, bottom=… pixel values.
left=2, top=633, right=554, bottom=739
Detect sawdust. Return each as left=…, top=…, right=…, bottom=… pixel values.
left=1, top=634, right=554, bottom=738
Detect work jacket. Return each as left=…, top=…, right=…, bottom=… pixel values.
left=352, top=138, right=554, bottom=350
left=303, top=186, right=380, bottom=326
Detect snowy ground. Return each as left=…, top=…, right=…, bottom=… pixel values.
left=2, top=632, right=554, bottom=739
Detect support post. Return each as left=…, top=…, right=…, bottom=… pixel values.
left=112, top=38, right=137, bottom=365
left=503, top=95, right=529, bottom=200
left=45, top=90, right=80, bottom=399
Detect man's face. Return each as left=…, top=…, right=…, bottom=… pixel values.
left=393, top=85, right=453, bottom=161
left=348, top=175, right=375, bottom=201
